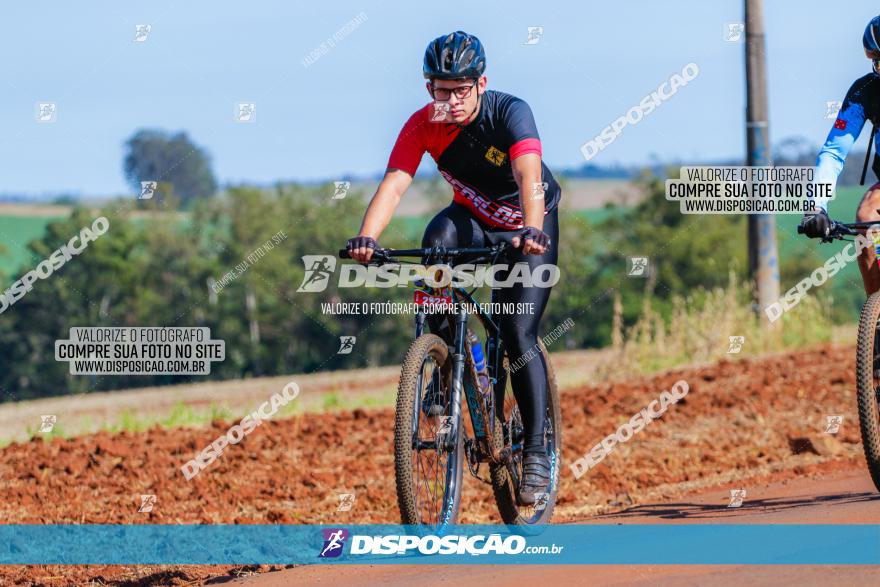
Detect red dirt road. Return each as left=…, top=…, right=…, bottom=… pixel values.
left=234, top=564, right=880, bottom=587
left=232, top=468, right=880, bottom=586
left=1, top=343, right=879, bottom=585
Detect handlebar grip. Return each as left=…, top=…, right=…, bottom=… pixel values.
left=338, top=249, right=351, bottom=259
left=486, top=230, right=521, bottom=245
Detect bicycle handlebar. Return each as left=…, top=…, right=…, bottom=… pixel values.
left=338, top=242, right=514, bottom=262
left=798, top=219, right=879, bottom=242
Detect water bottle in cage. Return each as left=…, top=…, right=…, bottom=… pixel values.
left=467, top=330, right=490, bottom=394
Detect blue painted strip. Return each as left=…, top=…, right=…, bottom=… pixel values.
left=0, top=524, right=878, bottom=565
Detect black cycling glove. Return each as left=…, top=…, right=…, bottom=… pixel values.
left=799, top=210, right=831, bottom=239
left=346, top=236, right=378, bottom=251
left=518, top=226, right=551, bottom=250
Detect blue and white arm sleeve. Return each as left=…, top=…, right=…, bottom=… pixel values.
left=814, top=100, right=867, bottom=213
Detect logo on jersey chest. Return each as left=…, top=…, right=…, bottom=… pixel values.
left=485, top=146, right=507, bottom=166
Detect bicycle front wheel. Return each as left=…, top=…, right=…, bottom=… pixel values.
left=856, top=291, right=880, bottom=492
left=394, top=333, right=465, bottom=526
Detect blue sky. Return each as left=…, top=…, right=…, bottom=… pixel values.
left=0, top=0, right=876, bottom=197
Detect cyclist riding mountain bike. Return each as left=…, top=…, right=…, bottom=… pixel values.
left=801, top=15, right=880, bottom=294
left=346, top=30, right=562, bottom=505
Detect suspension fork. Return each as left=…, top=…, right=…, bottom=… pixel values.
left=415, top=311, right=425, bottom=337
left=444, top=308, right=469, bottom=451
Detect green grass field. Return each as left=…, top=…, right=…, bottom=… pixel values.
left=0, top=214, right=64, bottom=276
left=0, top=211, right=192, bottom=278
left=776, top=186, right=868, bottom=316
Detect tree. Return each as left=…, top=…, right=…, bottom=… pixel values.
left=123, top=129, right=217, bottom=207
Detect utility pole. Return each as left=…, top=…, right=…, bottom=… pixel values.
left=745, top=0, right=780, bottom=322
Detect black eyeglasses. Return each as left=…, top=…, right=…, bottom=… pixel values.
left=429, top=80, right=477, bottom=101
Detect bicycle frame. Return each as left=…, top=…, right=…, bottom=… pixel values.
left=340, top=244, right=517, bottom=466
left=424, top=283, right=511, bottom=464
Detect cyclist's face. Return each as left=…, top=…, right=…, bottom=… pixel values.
left=866, top=48, right=880, bottom=74
left=426, top=76, right=486, bottom=123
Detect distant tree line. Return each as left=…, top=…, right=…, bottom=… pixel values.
left=0, top=169, right=839, bottom=402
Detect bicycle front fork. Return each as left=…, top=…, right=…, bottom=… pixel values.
left=443, top=309, right=469, bottom=451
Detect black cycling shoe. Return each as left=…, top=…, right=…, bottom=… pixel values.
left=517, top=453, right=551, bottom=506
left=420, top=378, right=445, bottom=417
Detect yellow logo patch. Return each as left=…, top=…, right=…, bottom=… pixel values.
left=485, top=146, right=507, bottom=166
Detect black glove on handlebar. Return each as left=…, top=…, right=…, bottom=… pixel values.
left=346, top=236, right=377, bottom=251
left=799, top=210, right=831, bottom=239
left=518, top=226, right=551, bottom=250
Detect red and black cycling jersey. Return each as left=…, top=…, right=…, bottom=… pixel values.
left=387, top=89, right=562, bottom=229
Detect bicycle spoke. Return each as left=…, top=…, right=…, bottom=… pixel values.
left=409, top=353, right=456, bottom=525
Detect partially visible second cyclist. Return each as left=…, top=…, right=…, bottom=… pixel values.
left=801, top=15, right=880, bottom=296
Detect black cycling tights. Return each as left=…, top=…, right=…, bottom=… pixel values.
left=421, top=203, right=559, bottom=456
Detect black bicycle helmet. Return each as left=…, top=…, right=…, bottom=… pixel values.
left=864, top=16, right=880, bottom=59
left=423, top=31, right=486, bottom=80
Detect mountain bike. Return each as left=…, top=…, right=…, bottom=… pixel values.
left=799, top=219, right=880, bottom=490
left=338, top=238, right=561, bottom=528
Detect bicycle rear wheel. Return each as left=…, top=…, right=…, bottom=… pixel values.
left=395, top=333, right=465, bottom=526
left=490, top=340, right=561, bottom=526
left=856, top=291, right=880, bottom=492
